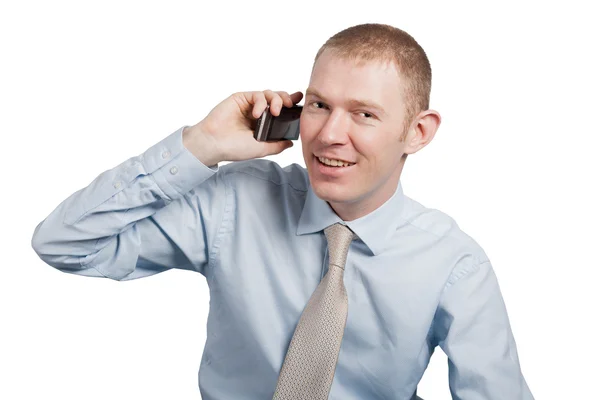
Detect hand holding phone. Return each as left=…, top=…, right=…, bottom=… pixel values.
left=184, top=90, right=302, bottom=165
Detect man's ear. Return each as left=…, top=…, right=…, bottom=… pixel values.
left=403, top=110, right=442, bottom=155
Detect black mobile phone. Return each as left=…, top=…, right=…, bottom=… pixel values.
left=253, top=105, right=303, bottom=142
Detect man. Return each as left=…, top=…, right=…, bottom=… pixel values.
left=31, top=23, right=534, bottom=399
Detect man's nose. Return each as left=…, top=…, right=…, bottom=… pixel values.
left=317, top=111, right=349, bottom=145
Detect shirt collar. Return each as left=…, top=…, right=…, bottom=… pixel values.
left=296, top=180, right=405, bottom=256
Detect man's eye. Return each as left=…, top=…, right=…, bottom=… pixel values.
left=359, top=112, right=373, bottom=119
left=311, top=101, right=326, bottom=109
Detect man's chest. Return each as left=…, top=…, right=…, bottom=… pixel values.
left=209, top=231, right=447, bottom=343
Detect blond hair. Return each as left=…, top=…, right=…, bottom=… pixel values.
left=314, top=23, right=432, bottom=133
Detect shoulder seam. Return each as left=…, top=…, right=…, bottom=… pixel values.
left=445, top=259, right=491, bottom=289
left=398, top=211, right=488, bottom=264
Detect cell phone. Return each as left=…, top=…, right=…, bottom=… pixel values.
left=253, top=105, right=303, bottom=142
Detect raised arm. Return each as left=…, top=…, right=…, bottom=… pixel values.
left=31, top=90, right=303, bottom=281
left=31, top=126, right=225, bottom=280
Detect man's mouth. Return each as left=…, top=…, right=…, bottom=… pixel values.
left=313, top=156, right=356, bottom=177
left=316, top=156, right=356, bottom=168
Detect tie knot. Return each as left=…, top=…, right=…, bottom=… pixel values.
left=324, top=223, right=357, bottom=270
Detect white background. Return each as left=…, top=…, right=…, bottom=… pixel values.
left=1, top=0, right=598, bottom=398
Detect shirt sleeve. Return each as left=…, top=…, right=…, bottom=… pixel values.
left=31, top=126, right=228, bottom=281
left=433, top=259, right=535, bottom=399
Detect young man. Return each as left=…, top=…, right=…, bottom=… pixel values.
left=32, top=23, right=534, bottom=399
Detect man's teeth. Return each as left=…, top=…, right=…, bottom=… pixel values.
left=318, top=156, right=355, bottom=167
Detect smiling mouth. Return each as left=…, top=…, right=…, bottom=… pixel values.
left=315, top=156, right=356, bottom=168
left=313, top=156, right=357, bottom=176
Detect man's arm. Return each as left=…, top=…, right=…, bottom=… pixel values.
left=433, top=259, right=534, bottom=399
left=31, top=126, right=225, bottom=280
left=31, top=90, right=303, bottom=281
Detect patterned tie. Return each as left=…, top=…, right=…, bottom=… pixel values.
left=273, top=223, right=358, bottom=399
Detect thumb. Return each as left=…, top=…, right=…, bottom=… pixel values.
left=264, top=140, right=293, bottom=156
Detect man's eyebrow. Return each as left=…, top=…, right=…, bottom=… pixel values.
left=305, top=88, right=387, bottom=116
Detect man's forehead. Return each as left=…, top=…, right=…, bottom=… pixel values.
left=311, top=53, right=403, bottom=90
left=313, top=50, right=400, bottom=75
left=307, top=58, right=404, bottom=114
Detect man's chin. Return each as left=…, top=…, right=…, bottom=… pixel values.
left=311, top=179, right=350, bottom=203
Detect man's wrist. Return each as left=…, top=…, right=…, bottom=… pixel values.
left=182, top=123, right=222, bottom=167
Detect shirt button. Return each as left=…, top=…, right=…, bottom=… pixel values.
left=162, top=150, right=171, bottom=159
left=113, top=181, right=122, bottom=189
left=170, top=166, right=179, bottom=175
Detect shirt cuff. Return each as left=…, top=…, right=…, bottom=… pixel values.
left=142, top=126, right=220, bottom=200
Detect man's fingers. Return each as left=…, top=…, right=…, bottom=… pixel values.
left=262, top=140, right=293, bottom=157
left=251, top=91, right=268, bottom=119
left=263, top=90, right=284, bottom=116
left=244, top=90, right=303, bottom=119
left=274, top=91, right=303, bottom=108
left=276, top=91, right=294, bottom=108
left=290, top=91, right=304, bottom=105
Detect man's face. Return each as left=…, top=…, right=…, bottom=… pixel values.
left=300, top=50, right=411, bottom=220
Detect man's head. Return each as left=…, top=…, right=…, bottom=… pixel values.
left=300, top=23, right=441, bottom=221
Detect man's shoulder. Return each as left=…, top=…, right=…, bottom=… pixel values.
left=219, top=159, right=310, bottom=192
left=400, top=194, right=489, bottom=263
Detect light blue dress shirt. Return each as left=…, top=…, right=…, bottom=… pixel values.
left=32, top=126, right=533, bottom=399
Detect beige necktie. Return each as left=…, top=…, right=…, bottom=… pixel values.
left=273, top=223, right=358, bottom=400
